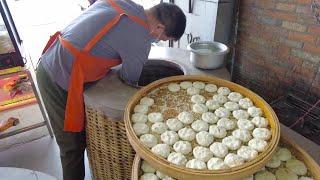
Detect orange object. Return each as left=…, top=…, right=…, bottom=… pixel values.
left=0, top=98, right=36, bottom=112
left=41, top=0, right=148, bottom=132
left=0, top=71, right=36, bottom=109
left=0, top=117, right=19, bottom=132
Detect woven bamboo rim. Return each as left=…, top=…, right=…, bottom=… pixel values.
left=280, top=132, right=320, bottom=179
left=131, top=132, right=320, bottom=180
left=132, top=154, right=142, bottom=179
left=124, top=75, right=280, bottom=180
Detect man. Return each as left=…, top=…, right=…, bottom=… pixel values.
left=36, top=0, right=186, bottom=179
left=88, top=0, right=97, bottom=5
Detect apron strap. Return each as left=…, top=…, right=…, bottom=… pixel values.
left=64, top=62, right=85, bottom=132
left=127, top=15, right=149, bottom=29
left=108, top=0, right=125, bottom=14
left=41, top=31, right=61, bottom=55
left=108, top=0, right=148, bottom=29
left=83, top=13, right=126, bottom=52
left=59, top=36, right=81, bottom=57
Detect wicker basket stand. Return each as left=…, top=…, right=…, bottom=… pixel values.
left=85, top=106, right=135, bottom=180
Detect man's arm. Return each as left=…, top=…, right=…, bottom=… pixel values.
left=119, top=44, right=151, bottom=87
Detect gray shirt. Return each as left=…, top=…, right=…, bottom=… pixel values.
left=41, top=0, right=151, bottom=90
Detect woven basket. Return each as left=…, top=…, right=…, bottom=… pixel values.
left=85, top=106, right=135, bottom=180
left=132, top=132, right=320, bottom=180
left=124, top=75, right=280, bottom=180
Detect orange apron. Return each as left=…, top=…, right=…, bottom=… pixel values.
left=42, top=0, right=149, bottom=132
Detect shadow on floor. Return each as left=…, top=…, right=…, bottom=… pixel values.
left=0, top=135, right=92, bottom=180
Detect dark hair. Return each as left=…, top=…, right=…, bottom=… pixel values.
left=151, top=3, right=186, bottom=40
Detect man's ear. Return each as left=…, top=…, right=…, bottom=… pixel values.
left=156, top=23, right=165, bottom=33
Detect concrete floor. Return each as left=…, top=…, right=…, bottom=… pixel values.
left=0, top=135, right=92, bottom=180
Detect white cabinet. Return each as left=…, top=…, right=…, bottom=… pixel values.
left=161, top=0, right=235, bottom=50
left=171, top=0, right=218, bottom=49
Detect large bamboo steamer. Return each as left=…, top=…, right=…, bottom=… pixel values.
left=279, top=132, right=320, bottom=179
left=124, top=75, right=281, bottom=180
left=131, top=132, right=320, bottom=180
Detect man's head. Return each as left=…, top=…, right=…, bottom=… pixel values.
left=146, top=3, right=186, bottom=42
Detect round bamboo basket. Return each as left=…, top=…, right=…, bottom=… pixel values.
left=132, top=133, right=320, bottom=180
left=124, top=75, right=281, bottom=180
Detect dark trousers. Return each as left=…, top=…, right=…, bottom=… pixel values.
left=36, top=62, right=86, bottom=180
